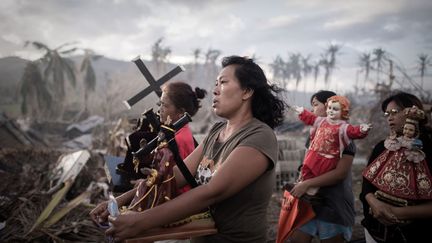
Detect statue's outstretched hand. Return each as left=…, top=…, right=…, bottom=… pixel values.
left=291, top=105, right=304, bottom=114
left=360, top=123, right=372, bottom=133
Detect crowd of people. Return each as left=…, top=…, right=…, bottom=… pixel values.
left=90, top=55, right=431, bottom=243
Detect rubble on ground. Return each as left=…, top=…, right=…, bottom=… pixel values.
left=0, top=115, right=369, bottom=242
left=0, top=148, right=108, bottom=242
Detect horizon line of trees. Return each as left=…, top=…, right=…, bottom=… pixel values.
left=18, top=38, right=431, bottom=122
left=268, top=46, right=430, bottom=100
left=150, top=39, right=431, bottom=101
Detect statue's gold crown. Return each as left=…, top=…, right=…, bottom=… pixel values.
left=404, top=106, right=425, bottom=123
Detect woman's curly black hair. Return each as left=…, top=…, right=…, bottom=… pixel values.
left=221, top=55, right=287, bottom=128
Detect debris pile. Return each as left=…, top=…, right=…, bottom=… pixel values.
left=0, top=148, right=108, bottom=242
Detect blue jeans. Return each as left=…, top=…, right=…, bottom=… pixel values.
left=299, top=219, right=352, bottom=241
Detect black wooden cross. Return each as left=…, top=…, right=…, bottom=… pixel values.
left=123, top=56, right=185, bottom=109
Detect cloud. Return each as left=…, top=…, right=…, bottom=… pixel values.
left=0, top=0, right=154, bottom=59
left=0, top=0, right=431, bottom=71
left=228, top=14, right=246, bottom=31
left=262, top=15, right=299, bottom=29
left=320, top=1, right=404, bottom=30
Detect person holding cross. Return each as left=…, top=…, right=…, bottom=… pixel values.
left=158, top=82, right=207, bottom=195
left=94, top=55, right=286, bottom=242
left=90, top=81, right=207, bottom=229
left=158, top=82, right=207, bottom=164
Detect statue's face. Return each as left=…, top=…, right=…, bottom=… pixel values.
left=326, top=100, right=342, bottom=120
left=403, top=123, right=416, bottom=138
left=145, top=171, right=157, bottom=186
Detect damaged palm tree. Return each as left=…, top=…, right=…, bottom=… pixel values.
left=20, top=61, right=53, bottom=121
left=28, top=150, right=90, bottom=234
left=24, top=41, right=78, bottom=120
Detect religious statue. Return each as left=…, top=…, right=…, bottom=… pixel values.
left=105, top=56, right=184, bottom=193
left=126, top=112, right=197, bottom=212
left=295, top=95, right=371, bottom=195
left=128, top=144, right=178, bottom=212
left=116, top=109, right=160, bottom=178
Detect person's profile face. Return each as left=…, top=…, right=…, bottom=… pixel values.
left=384, top=101, right=406, bottom=135
left=158, top=92, right=181, bottom=124
left=311, top=97, right=326, bottom=117
left=212, top=65, right=244, bottom=118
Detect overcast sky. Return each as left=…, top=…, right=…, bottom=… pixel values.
left=1, top=0, right=432, bottom=92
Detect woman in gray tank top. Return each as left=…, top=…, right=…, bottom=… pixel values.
left=97, top=56, right=287, bottom=242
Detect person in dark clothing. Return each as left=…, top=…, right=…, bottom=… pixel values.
left=360, top=91, right=432, bottom=243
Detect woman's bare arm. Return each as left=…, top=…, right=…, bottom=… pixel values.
left=291, top=154, right=353, bottom=197
left=393, top=201, right=432, bottom=220
left=106, top=146, right=269, bottom=241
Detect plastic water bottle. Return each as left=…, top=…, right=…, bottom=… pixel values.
left=107, top=193, right=120, bottom=219
left=107, top=193, right=119, bottom=243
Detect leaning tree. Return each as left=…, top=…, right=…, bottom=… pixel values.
left=20, top=61, right=52, bottom=120
left=417, top=53, right=430, bottom=90
left=80, top=49, right=102, bottom=114
left=24, top=41, right=78, bottom=120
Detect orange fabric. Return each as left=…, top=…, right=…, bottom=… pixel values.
left=276, top=190, right=315, bottom=243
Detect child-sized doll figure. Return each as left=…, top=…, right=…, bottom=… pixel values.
left=384, top=106, right=425, bottom=159
left=295, top=95, right=371, bottom=195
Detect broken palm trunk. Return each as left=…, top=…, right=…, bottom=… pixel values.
left=46, top=150, right=91, bottom=194
left=28, top=150, right=90, bottom=234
